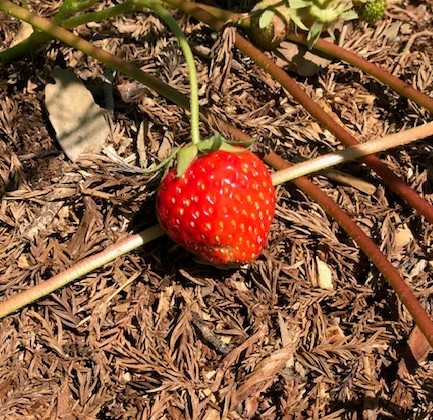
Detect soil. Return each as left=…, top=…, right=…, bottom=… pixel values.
left=1, top=0, right=433, bottom=418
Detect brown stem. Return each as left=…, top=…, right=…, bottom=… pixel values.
left=265, top=152, right=433, bottom=349
left=190, top=3, right=243, bottom=23
left=288, top=33, right=433, bottom=115
left=167, top=0, right=433, bottom=225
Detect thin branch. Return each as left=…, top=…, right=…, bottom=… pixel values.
left=271, top=122, right=433, bottom=185
left=287, top=33, right=433, bottom=115
left=0, top=225, right=164, bottom=319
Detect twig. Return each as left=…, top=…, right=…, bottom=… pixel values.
left=191, top=312, right=231, bottom=355
left=18, top=149, right=60, bottom=161
left=0, top=225, right=164, bottom=318
left=324, top=169, right=376, bottom=195
left=265, top=152, right=433, bottom=349
left=212, top=325, right=269, bottom=392
left=391, top=30, right=433, bottom=76
left=271, top=122, right=433, bottom=185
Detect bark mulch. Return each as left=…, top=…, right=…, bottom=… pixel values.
left=1, top=0, right=433, bottom=418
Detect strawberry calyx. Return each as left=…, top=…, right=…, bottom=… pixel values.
left=175, top=133, right=252, bottom=177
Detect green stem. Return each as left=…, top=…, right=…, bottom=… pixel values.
left=0, top=32, right=51, bottom=63
left=0, top=0, right=99, bottom=63
left=0, top=225, right=164, bottom=319
left=53, top=0, right=99, bottom=24
left=140, top=1, right=201, bottom=145
left=192, top=2, right=244, bottom=23
left=0, top=0, right=190, bottom=109
left=62, top=1, right=136, bottom=28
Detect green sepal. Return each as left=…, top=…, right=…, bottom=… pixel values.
left=259, top=9, right=275, bottom=29
left=341, top=9, right=359, bottom=21
left=139, top=147, right=179, bottom=174
left=224, top=137, right=256, bottom=148
left=176, top=144, right=198, bottom=177
left=289, top=0, right=311, bottom=9
left=196, top=133, right=224, bottom=153
left=174, top=133, right=255, bottom=178
left=307, top=21, right=324, bottom=47
left=218, top=142, right=245, bottom=153
left=197, top=133, right=254, bottom=153
left=289, top=9, right=309, bottom=31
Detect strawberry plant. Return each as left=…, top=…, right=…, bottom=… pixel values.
left=198, top=0, right=387, bottom=48
left=1, top=0, right=433, bottom=338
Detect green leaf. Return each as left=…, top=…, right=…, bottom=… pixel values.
left=341, top=9, right=359, bottom=21
left=259, top=10, right=275, bottom=29
left=307, top=21, right=324, bottom=47
left=176, top=144, right=198, bottom=177
left=289, top=9, right=309, bottom=31
left=288, top=0, right=310, bottom=9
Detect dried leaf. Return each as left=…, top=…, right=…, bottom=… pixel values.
left=394, top=223, right=414, bottom=249
left=10, top=21, right=33, bottom=48
left=231, top=342, right=297, bottom=408
left=275, top=41, right=332, bottom=77
left=316, top=257, right=334, bottom=290
left=398, top=326, right=432, bottom=376
left=45, top=68, right=109, bottom=162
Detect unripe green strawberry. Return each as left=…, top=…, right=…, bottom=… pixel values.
left=247, top=0, right=290, bottom=51
left=156, top=150, right=276, bottom=265
left=356, top=0, right=386, bottom=23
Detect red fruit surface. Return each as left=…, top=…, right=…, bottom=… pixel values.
left=156, top=150, right=276, bottom=264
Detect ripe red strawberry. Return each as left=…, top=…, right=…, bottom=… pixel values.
left=156, top=150, right=276, bottom=265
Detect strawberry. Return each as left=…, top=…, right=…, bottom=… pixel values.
left=356, top=0, right=386, bottom=23
left=156, top=149, right=276, bottom=265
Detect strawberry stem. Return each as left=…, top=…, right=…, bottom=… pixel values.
left=141, top=1, right=201, bottom=145
left=270, top=122, right=433, bottom=185
left=0, top=224, right=164, bottom=319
